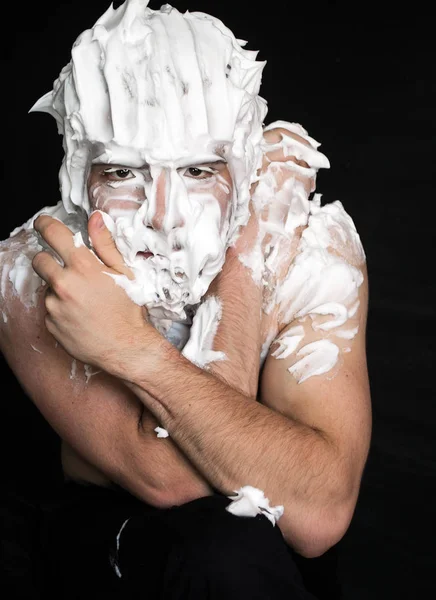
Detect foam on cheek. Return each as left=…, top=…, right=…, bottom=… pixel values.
left=216, top=174, right=231, bottom=196
left=106, top=207, right=139, bottom=220
left=89, top=172, right=147, bottom=213
left=104, top=167, right=230, bottom=325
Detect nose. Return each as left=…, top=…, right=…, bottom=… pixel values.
left=149, top=170, right=184, bottom=233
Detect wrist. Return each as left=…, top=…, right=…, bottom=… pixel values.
left=107, top=320, right=170, bottom=384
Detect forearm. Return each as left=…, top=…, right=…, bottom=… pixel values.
left=122, top=249, right=261, bottom=504
left=43, top=371, right=212, bottom=506
left=121, top=339, right=347, bottom=554
left=133, top=404, right=213, bottom=506
left=202, top=249, right=262, bottom=398
left=56, top=375, right=213, bottom=505
left=1, top=316, right=211, bottom=507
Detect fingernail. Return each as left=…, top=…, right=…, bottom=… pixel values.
left=96, top=212, right=105, bottom=229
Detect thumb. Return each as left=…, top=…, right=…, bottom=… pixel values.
left=88, top=211, right=132, bottom=278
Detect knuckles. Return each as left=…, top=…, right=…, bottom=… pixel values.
left=69, top=248, right=96, bottom=271
left=35, top=216, right=60, bottom=242
left=32, top=250, right=51, bottom=272
left=44, top=291, right=56, bottom=313
left=263, top=127, right=311, bottom=148
left=50, top=276, right=72, bottom=301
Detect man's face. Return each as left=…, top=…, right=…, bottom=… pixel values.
left=32, top=1, right=267, bottom=321
left=86, top=157, right=234, bottom=319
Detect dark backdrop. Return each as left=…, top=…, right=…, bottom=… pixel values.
left=1, top=1, right=434, bottom=598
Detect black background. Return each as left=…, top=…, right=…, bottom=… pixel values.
left=1, top=1, right=434, bottom=598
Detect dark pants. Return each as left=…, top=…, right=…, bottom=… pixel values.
left=38, top=482, right=318, bottom=599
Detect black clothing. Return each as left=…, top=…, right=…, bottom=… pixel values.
left=37, top=482, right=318, bottom=599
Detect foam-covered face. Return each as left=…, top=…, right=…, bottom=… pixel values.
left=88, top=155, right=234, bottom=319
left=30, top=0, right=268, bottom=320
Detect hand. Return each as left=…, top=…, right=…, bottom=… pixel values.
left=196, top=127, right=313, bottom=394
left=32, top=212, right=150, bottom=372
left=223, top=127, right=315, bottom=342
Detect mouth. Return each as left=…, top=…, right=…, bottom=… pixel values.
left=136, top=250, right=154, bottom=260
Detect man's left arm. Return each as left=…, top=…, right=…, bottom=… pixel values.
left=120, top=270, right=371, bottom=558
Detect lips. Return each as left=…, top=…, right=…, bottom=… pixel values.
left=137, top=250, right=153, bottom=259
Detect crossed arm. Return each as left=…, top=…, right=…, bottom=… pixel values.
left=19, top=204, right=369, bottom=557
left=0, top=131, right=371, bottom=558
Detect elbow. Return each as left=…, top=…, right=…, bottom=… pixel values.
left=151, top=480, right=213, bottom=509
left=281, top=497, right=356, bottom=559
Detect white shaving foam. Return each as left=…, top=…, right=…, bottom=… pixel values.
left=226, top=485, right=284, bottom=526
left=154, top=426, right=169, bottom=438
left=271, top=325, right=305, bottom=360
left=29, top=0, right=267, bottom=325
left=182, top=296, right=226, bottom=367
left=288, top=340, right=340, bottom=384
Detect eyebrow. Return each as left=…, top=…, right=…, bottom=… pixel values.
left=92, top=158, right=227, bottom=172
left=181, top=160, right=227, bottom=169
left=171, top=157, right=227, bottom=169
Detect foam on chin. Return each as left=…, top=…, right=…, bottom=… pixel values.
left=101, top=196, right=228, bottom=322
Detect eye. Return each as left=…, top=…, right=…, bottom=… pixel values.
left=184, top=166, right=215, bottom=179
left=103, top=167, right=135, bottom=180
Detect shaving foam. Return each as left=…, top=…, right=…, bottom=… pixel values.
left=29, top=0, right=267, bottom=322
left=226, top=485, right=284, bottom=526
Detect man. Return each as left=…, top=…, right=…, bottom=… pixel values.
left=0, top=1, right=371, bottom=597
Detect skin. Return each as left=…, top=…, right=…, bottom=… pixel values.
left=0, top=128, right=371, bottom=559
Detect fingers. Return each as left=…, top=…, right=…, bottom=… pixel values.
left=34, top=213, right=132, bottom=281
left=88, top=211, right=133, bottom=279
left=32, top=250, right=64, bottom=286
left=34, top=215, right=77, bottom=265
left=258, top=128, right=314, bottom=197
left=262, top=128, right=311, bottom=168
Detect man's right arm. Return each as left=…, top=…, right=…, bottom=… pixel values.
left=0, top=231, right=212, bottom=506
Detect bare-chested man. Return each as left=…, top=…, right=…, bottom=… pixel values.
left=0, top=1, right=371, bottom=597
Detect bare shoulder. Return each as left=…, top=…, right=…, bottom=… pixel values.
left=0, top=229, right=46, bottom=343
left=0, top=228, right=67, bottom=409
left=260, top=197, right=371, bottom=480
left=0, top=201, right=79, bottom=344
left=0, top=225, right=74, bottom=399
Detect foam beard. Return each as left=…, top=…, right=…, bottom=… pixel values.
left=94, top=164, right=234, bottom=321
left=30, top=0, right=268, bottom=320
